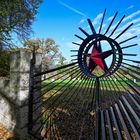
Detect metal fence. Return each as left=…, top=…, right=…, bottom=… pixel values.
left=28, top=9, right=140, bottom=140
left=28, top=49, right=140, bottom=139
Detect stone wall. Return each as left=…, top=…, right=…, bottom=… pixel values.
left=0, top=78, right=16, bottom=132
left=0, top=50, right=42, bottom=140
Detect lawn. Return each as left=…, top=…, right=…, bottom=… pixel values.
left=33, top=77, right=138, bottom=139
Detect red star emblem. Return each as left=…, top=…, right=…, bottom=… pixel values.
left=85, top=42, right=113, bottom=73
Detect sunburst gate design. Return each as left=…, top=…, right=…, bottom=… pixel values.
left=71, top=9, right=138, bottom=78
left=28, top=9, right=140, bottom=140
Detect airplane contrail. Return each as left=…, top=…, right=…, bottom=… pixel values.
left=58, top=0, right=87, bottom=17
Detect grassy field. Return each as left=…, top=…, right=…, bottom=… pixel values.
left=39, top=78, right=140, bottom=111
left=33, top=77, right=140, bottom=139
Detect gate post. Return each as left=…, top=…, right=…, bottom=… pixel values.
left=9, top=49, right=42, bottom=139
left=95, top=78, right=100, bottom=140
left=28, top=47, right=43, bottom=138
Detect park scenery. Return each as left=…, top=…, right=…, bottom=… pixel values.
left=0, top=0, right=140, bottom=140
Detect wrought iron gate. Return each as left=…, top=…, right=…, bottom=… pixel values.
left=28, top=9, right=140, bottom=140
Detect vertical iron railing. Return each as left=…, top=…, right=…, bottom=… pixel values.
left=28, top=47, right=37, bottom=137
left=27, top=9, right=140, bottom=139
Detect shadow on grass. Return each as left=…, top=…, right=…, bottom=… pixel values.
left=34, top=79, right=128, bottom=139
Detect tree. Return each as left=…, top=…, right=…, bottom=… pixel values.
left=57, top=56, right=66, bottom=66
left=24, top=38, right=65, bottom=71
left=0, top=47, right=10, bottom=77
left=0, top=0, right=42, bottom=77
left=0, top=0, right=42, bottom=48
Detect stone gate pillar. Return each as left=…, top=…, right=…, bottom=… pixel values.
left=10, top=49, right=42, bottom=139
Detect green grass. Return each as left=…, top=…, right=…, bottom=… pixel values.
left=38, top=78, right=140, bottom=139
left=41, top=78, right=139, bottom=92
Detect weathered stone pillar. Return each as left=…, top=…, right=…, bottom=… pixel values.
left=9, top=49, right=42, bottom=139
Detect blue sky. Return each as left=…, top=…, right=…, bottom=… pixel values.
left=32, top=0, right=140, bottom=62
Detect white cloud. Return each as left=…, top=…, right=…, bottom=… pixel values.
left=92, top=13, right=103, bottom=26
left=127, top=5, right=134, bottom=10
left=79, top=19, right=86, bottom=24
left=102, top=24, right=106, bottom=29
left=96, top=23, right=106, bottom=33
left=107, top=16, right=114, bottom=21
left=110, top=21, right=140, bottom=46
left=129, top=26, right=140, bottom=36
left=116, top=32, right=134, bottom=43
left=116, top=17, right=140, bottom=34
left=124, top=10, right=140, bottom=22
left=133, top=22, right=140, bottom=27
left=58, top=0, right=87, bottom=17
left=131, top=17, right=140, bottom=24
left=106, top=12, right=140, bottom=36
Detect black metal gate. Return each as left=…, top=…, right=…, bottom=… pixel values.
left=28, top=9, right=140, bottom=140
